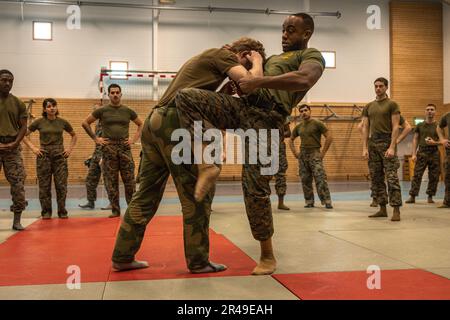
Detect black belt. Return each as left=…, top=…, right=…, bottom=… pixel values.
left=418, top=145, right=438, bottom=152
left=0, top=136, right=16, bottom=144
left=371, top=132, right=391, bottom=141
left=245, top=94, right=288, bottom=117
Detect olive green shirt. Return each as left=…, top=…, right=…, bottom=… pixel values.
left=362, top=98, right=401, bottom=136
left=29, top=117, right=73, bottom=146
left=439, top=112, right=450, bottom=137
left=0, top=94, right=28, bottom=137
left=414, top=121, right=439, bottom=147
left=92, top=104, right=138, bottom=139
left=157, top=48, right=240, bottom=108
left=291, top=118, right=328, bottom=150
left=258, top=48, right=326, bottom=115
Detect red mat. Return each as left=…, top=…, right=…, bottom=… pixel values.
left=274, top=270, right=450, bottom=300
left=0, top=217, right=256, bottom=287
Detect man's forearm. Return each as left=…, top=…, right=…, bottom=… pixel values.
left=82, top=123, right=97, bottom=141
left=390, top=125, right=400, bottom=149
left=288, top=139, right=298, bottom=156
left=322, top=137, right=332, bottom=156
left=249, top=61, right=263, bottom=78
left=14, top=123, right=27, bottom=145
left=253, top=71, right=315, bottom=92
left=131, top=125, right=143, bottom=143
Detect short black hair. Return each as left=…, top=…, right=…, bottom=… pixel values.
left=374, top=77, right=389, bottom=87
left=42, top=98, right=59, bottom=118
left=292, top=13, right=315, bottom=34
left=108, top=83, right=122, bottom=94
left=298, top=104, right=311, bottom=111
left=0, top=69, right=14, bottom=77
left=427, top=103, right=436, bottom=109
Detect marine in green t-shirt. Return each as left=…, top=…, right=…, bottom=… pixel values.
left=0, top=69, right=28, bottom=231
left=361, top=77, right=402, bottom=221
left=82, top=84, right=143, bottom=218
left=23, top=98, right=77, bottom=219
left=406, top=104, right=441, bottom=205
left=289, top=104, right=333, bottom=209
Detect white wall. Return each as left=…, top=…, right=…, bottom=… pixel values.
left=444, top=3, right=450, bottom=104
left=0, top=0, right=390, bottom=102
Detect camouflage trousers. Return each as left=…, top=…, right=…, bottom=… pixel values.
left=85, top=147, right=102, bottom=202
left=274, top=140, right=288, bottom=197
left=175, top=88, right=285, bottom=241
left=112, top=107, right=214, bottom=270
left=298, top=148, right=331, bottom=205
left=409, top=148, right=440, bottom=197
left=0, top=147, right=26, bottom=213
left=444, top=151, right=450, bottom=206
left=101, top=141, right=136, bottom=215
left=36, top=144, right=68, bottom=216
left=368, top=138, right=402, bottom=207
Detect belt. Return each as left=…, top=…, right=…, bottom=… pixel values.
left=0, top=136, right=17, bottom=144
left=106, top=138, right=127, bottom=144
left=371, top=132, right=391, bottom=141
left=418, top=145, right=438, bottom=152
left=245, top=94, right=289, bottom=117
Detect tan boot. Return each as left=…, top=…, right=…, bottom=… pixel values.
left=427, top=196, right=435, bottom=204
left=370, top=198, right=378, bottom=207
left=369, top=205, right=388, bottom=218
left=12, top=212, right=25, bottom=231
left=195, top=163, right=221, bottom=202
left=252, top=238, right=277, bottom=276
left=391, top=206, right=401, bottom=222
left=277, top=196, right=290, bottom=210
left=405, top=196, right=415, bottom=204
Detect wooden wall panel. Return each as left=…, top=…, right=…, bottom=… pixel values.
left=390, top=1, right=444, bottom=122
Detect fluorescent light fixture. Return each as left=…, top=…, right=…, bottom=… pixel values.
left=110, top=61, right=129, bottom=80
left=321, top=51, right=336, bottom=69
left=33, top=21, right=52, bottom=40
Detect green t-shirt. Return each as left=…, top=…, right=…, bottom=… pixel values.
left=29, top=117, right=73, bottom=146
left=439, top=112, right=450, bottom=138
left=415, top=121, right=439, bottom=147
left=291, top=118, right=328, bottom=149
left=362, top=98, right=401, bottom=136
left=157, top=48, right=240, bottom=108
left=258, top=48, right=325, bottom=115
left=0, top=94, right=28, bottom=137
left=92, top=104, right=138, bottom=139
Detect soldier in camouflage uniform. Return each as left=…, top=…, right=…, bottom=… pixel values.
left=362, top=78, right=402, bottom=221
left=406, top=104, right=441, bottom=204
left=82, top=84, right=143, bottom=218
left=0, top=69, right=28, bottom=231
left=79, top=115, right=103, bottom=209
left=275, top=121, right=291, bottom=210
left=289, top=105, right=333, bottom=209
left=359, top=115, right=411, bottom=207
left=437, top=111, right=450, bottom=208
left=23, top=98, right=77, bottom=219
left=111, top=38, right=267, bottom=273
left=175, top=14, right=326, bottom=275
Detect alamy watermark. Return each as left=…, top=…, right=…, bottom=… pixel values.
left=366, top=265, right=381, bottom=290
left=170, top=121, right=280, bottom=176
left=66, top=265, right=81, bottom=290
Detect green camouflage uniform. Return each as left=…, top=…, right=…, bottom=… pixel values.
left=176, top=48, right=326, bottom=241
left=274, top=123, right=290, bottom=197
left=92, top=105, right=138, bottom=216
left=29, top=117, right=73, bottom=217
left=0, top=94, right=28, bottom=214
left=363, top=98, right=402, bottom=207
left=112, top=107, right=214, bottom=269
left=85, top=121, right=103, bottom=203
left=409, top=121, right=440, bottom=197
left=439, top=112, right=450, bottom=206
left=112, top=47, right=245, bottom=269
left=291, top=118, right=331, bottom=205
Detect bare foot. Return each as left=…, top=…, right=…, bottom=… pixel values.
left=190, top=261, right=227, bottom=274
left=252, top=258, right=277, bottom=276
left=112, top=260, right=149, bottom=271
left=195, top=164, right=221, bottom=202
